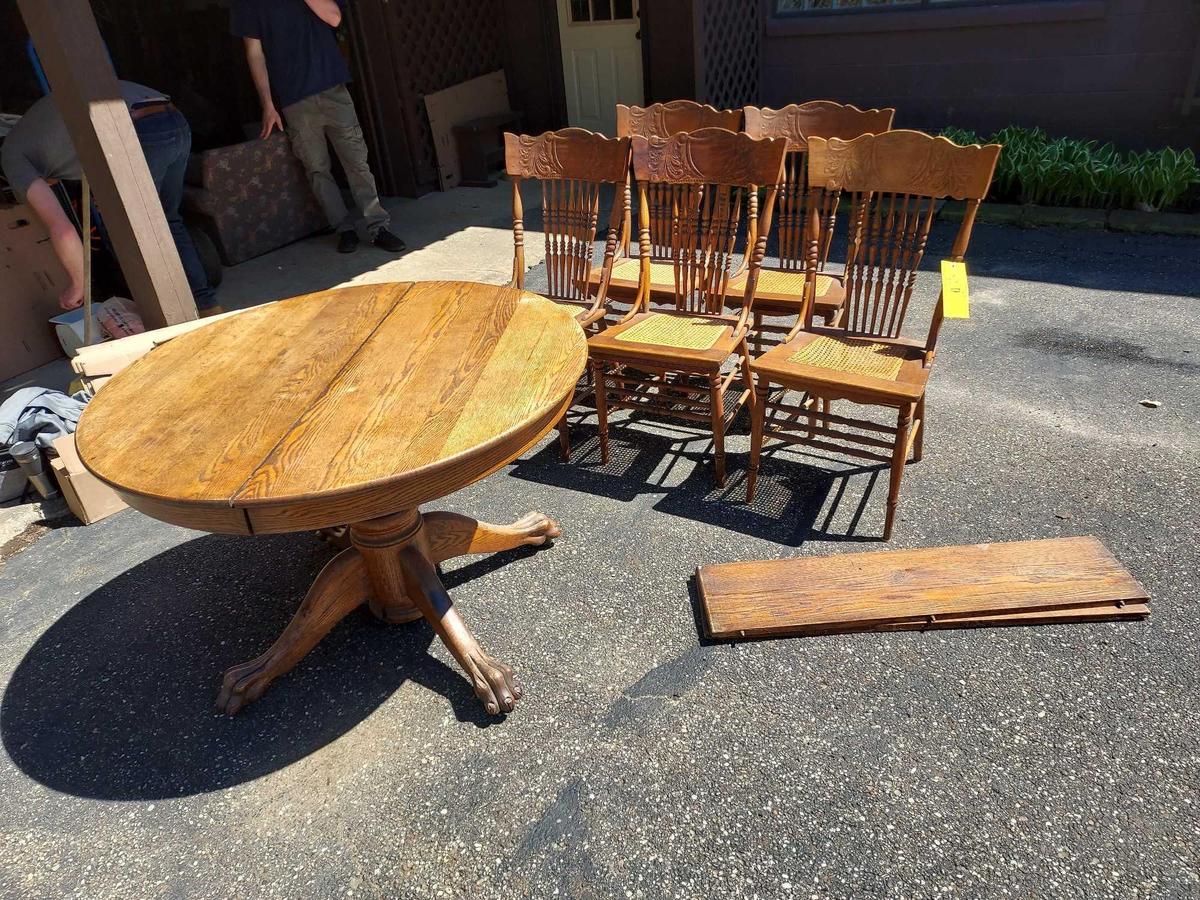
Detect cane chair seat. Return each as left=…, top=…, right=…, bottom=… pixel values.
left=589, top=312, right=738, bottom=371
left=606, top=258, right=674, bottom=292
left=753, top=331, right=930, bottom=404
left=597, top=257, right=737, bottom=306
left=725, top=268, right=845, bottom=316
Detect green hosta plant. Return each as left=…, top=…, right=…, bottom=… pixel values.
left=938, top=126, right=980, bottom=147
left=940, top=123, right=1200, bottom=211
left=1131, top=147, right=1200, bottom=210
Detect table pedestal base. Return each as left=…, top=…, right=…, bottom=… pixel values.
left=215, top=508, right=560, bottom=716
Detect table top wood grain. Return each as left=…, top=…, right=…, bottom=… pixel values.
left=75, top=281, right=587, bottom=534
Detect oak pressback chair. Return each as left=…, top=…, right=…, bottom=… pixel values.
left=733, top=102, right=896, bottom=343
left=592, top=101, right=745, bottom=302
left=505, top=128, right=632, bottom=327
left=747, top=130, right=1000, bottom=538
left=585, top=128, right=787, bottom=486
left=505, top=128, right=631, bottom=460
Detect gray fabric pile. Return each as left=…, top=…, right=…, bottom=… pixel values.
left=0, top=387, right=88, bottom=451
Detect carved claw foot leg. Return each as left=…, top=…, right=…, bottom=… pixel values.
left=216, top=547, right=371, bottom=715
left=422, top=510, right=561, bottom=563
left=219, top=507, right=538, bottom=717
left=398, top=543, right=522, bottom=715
left=460, top=645, right=523, bottom=716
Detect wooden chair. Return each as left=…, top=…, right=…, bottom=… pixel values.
left=586, top=128, right=787, bottom=486
left=505, top=127, right=632, bottom=326
left=732, top=102, right=895, bottom=346
left=586, top=101, right=743, bottom=304
left=746, top=130, right=1000, bottom=538
left=505, top=128, right=632, bottom=459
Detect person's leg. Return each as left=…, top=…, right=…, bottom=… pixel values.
left=322, top=85, right=392, bottom=239
left=136, top=111, right=218, bottom=311
left=282, top=93, right=351, bottom=234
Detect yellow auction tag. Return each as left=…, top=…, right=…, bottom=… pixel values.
left=941, top=260, right=970, bottom=318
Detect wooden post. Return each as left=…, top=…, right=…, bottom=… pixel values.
left=17, top=0, right=197, bottom=329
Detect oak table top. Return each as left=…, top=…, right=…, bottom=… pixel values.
left=76, top=280, right=586, bottom=535
left=75, top=281, right=587, bottom=717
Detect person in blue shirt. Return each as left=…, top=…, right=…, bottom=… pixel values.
left=230, top=0, right=405, bottom=255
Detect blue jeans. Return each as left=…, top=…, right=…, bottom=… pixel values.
left=134, top=110, right=218, bottom=310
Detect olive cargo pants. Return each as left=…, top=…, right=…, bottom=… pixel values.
left=282, top=84, right=389, bottom=237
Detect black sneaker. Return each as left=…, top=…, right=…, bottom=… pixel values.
left=337, top=231, right=360, bottom=253
left=372, top=229, right=407, bottom=253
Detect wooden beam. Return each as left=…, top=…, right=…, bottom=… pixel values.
left=17, top=0, right=197, bottom=329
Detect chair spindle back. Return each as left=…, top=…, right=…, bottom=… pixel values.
left=504, top=128, right=631, bottom=305
left=744, top=102, right=895, bottom=273
left=616, top=102, right=743, bottom=256
left=631, top=128, right=787, bottom=319
left=804, top=131, right=1000, bottom=348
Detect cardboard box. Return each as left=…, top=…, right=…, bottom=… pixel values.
left=49, top=433, right=126, bottom=525
left=0, top=202, right=71, bottom=381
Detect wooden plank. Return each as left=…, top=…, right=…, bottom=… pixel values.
left=746, top=601, right=1150, bottom=640
left=423, top=71, right=510, bottom=191
left=697, top=536, right=1149, bottom=640
left=17, top=0, right=197, bottom=329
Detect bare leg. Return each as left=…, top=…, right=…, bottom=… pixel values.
left=422, top=510, right=560, bottom=563
left=398, top=544, right=521, bottom=715
left=216, top=548, right=371, bottom=715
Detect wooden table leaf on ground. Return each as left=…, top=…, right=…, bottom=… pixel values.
left=74, top=281, right=587, bottom=715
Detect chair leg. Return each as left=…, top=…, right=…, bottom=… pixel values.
left=592, top=359, right=610, bottom=465
left=752, top=311, right=763, bottom=355
left=556, top=413, right=570, bottom=462
left=884, top=403, right=914, bottom=540
left=913, top=394, right=925, bottom=462
left=738, top=341, right=758, bottom=415
left=747, top=376, right=767, bottom=503
left=803, top=394, right=816, bottom=438
left=710, top=373, right=726, bottom=487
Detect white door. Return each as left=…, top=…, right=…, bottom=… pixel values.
left=556, top=0, right=643, bottom=137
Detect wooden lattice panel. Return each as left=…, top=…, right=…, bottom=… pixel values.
left=697, top=0, right=761, bottom=109
left=385, top=0, right=506, bottom=189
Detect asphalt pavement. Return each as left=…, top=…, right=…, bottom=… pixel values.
left=0, top=220, right=1197, bottom=899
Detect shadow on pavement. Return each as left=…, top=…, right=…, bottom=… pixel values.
left=510, top=420, right=888, bottom=545
left=1, top=532, right=495, bottom=802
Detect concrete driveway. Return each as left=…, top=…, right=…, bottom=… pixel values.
left=0, top=220, right=1197, bottom=899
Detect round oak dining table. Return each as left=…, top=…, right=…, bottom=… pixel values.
left=74, top=281, right=587, bottom=716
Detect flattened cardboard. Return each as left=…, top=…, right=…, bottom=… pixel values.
left=0, top=203, right=71, bottom=380
left=424, top=71, right=510, bottom=191
left=50, top=432, right=126, bottom=525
